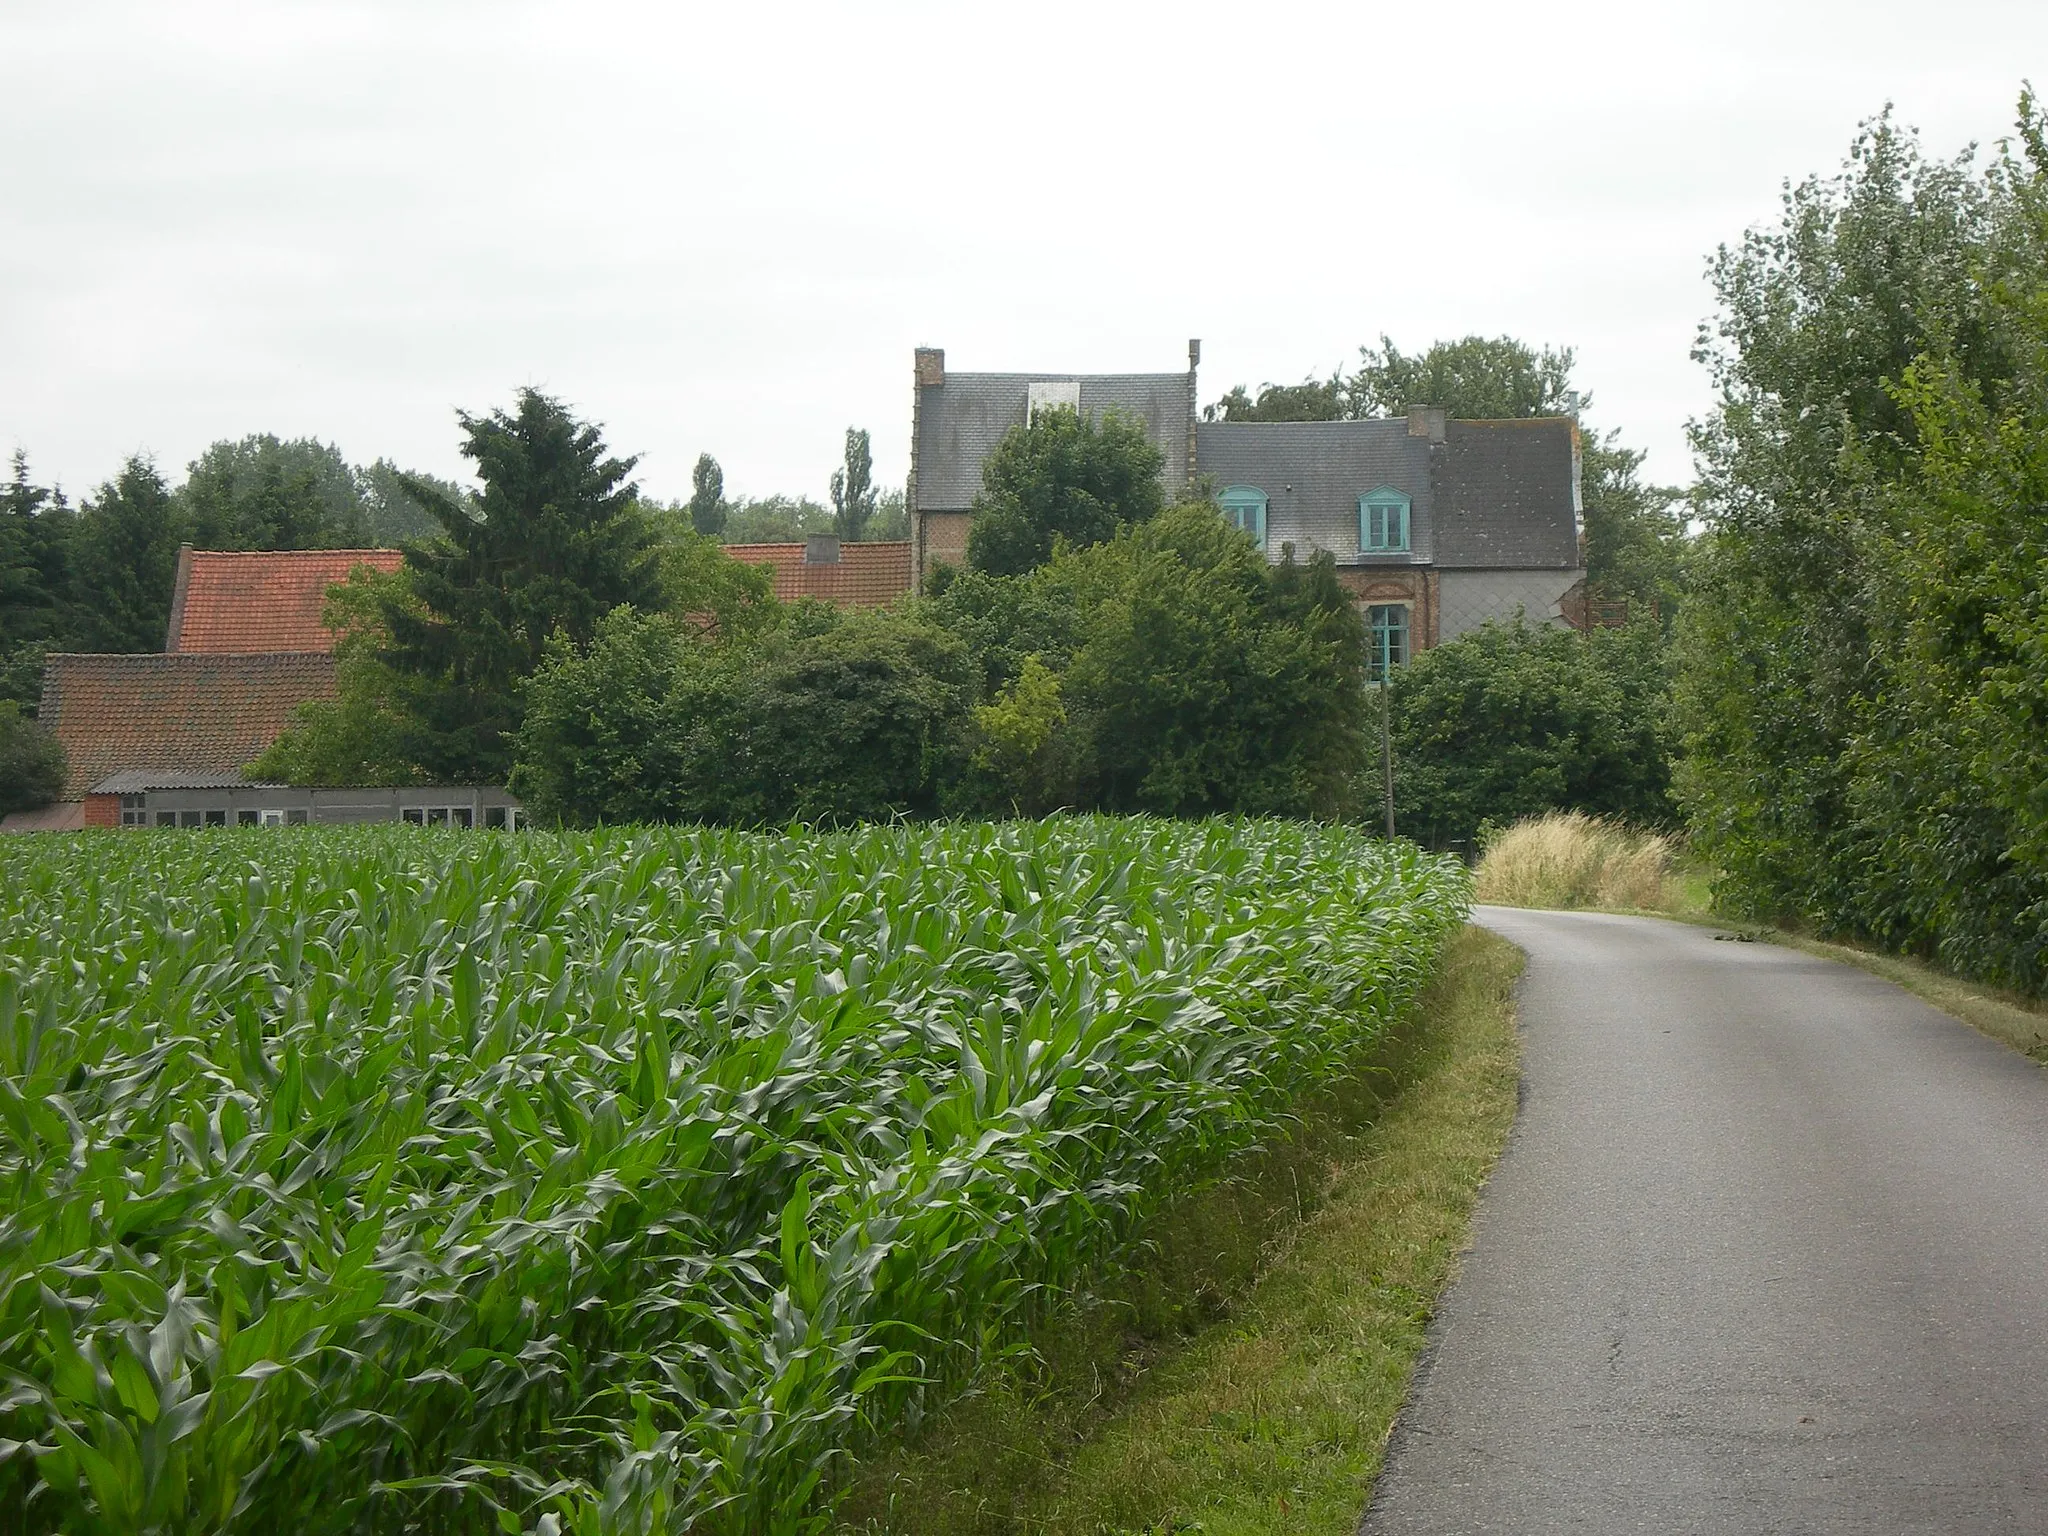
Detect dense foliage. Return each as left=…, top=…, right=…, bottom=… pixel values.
left=1677, top=95, right=2048, bottom=991
left=0, top=818, right=1467, bottom=1535
left=1205, top=334, right=1574, bottom=425
left=964, top=407, right=1166, bottom=576
left=0, top=440, right=461, bottom=716
left=256, top=393, right=668, bottom=786
left=0, top=702, right=65, bottom=815
left=380, top=390, right=664, bottom=781
left=1389, top=618, right=1674, bottom=849
left=514, top=505, right=1372, bottom=827
left=514, top=605, right=974, bottom=827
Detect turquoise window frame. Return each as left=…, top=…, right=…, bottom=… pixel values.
left=1359, top=486, right=1411, bottom=553
left=1366, top=603, right=1409, bottom=682
left=1219, top=485, right=1268, bottom=543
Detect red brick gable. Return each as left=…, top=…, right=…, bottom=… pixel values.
left=39, top=652, right=339, bottom=799
left=723, top=541, right=912, bottom=607
left=166, top=547, right=403, bottom=654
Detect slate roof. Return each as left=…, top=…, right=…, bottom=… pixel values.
left=1195, top=421, right=1435, bottom=564
left=39, top=652, right=338, bottom=799
left=723, top=541, right=913, bottom=606
left=915, top=373, right=1192, bottom=511
left=165, top=547, right=403, bottom=654
left=1432, top=419, right=1581, bottom=569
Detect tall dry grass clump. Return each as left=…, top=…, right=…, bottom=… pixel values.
left=1473, top=811, right=1674, bottom=911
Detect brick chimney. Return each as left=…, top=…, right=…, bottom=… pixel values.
left=1185, top=338, right=1201, bottom=494
left=914, top=347, right=945, bottom=389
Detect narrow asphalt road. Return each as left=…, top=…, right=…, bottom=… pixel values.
left=1361, top=907, right=2048, bottom=1535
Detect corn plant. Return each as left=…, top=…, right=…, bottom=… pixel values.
left=0, top=817, right=1467, bottom=1534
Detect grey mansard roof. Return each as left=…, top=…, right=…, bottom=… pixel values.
left=1196, top=420, right=1435, bottom=564
left=914, top=372, right=1192, bottom=512
left=1194, top=415, right=1581, bottom=570
left=1432, top=418, right=1582, bottom=569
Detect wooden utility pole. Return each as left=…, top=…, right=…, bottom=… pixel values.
left=1379, top=674, right=1395, bottom=839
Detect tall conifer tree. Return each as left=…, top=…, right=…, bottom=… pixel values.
left=70, top=458, right=183, bottom=653
left=381, top=389, right=662, bottom=779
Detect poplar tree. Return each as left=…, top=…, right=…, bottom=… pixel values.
left=829, top=427, right=876, bottom=541
left=689, top=453, right=726, bottom=537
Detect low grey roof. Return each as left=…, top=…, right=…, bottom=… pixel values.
left=91, top=769, right=286, bottom=793
left=1195, top=420, right=1434, bottom=564
left=915, top=372, right=1191, bottom=511
left=1433, top=419, right=1581, bottom=569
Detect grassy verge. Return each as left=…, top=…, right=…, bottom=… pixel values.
left=836, top=924, right=1524, bottom=1536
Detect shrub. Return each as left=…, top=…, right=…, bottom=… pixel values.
left=514, top=507, right=1373, bottom=827
left=1052, top=509, right=1369, bottom=816
left=1473, top=811, right=1674, bottom=910
left=1391, top=616, right=1673, bottom=848
left=513, top=605, right=972, bottom=827
left=0, top=703, right=65, bottom=815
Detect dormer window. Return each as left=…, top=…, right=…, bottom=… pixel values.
left=1359, top=486, right=1411, bottom=553
left=1218, top=485, right=1268, bottom=543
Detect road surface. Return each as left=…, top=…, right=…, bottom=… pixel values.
left=1361, top=907, right=2048, bottom=1534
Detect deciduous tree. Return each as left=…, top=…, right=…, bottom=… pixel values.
left=966, top=407, right=1165, bottom=576
left=829, top=427, right=877, bottom=541
left=1346, top=335, right=1577, bottom=420
left=689, top=453, right=727, bottom=537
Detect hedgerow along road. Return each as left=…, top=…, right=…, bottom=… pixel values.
left=1362, top=907, right=2048, bottom=1535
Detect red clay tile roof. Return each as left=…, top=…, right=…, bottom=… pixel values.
left=40, top=652, right=339, bottom=799
left=166, top=547, right=403, bottom=654
left=723, top=541, right=913, bottom=607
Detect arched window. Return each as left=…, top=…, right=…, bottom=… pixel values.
left=1359, top=486, right=1411, bottom=553
left=1218, top=485, right=1268, bottom=543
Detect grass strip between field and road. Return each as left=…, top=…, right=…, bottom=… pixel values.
left=837, top=924, right=1524, bottom=1536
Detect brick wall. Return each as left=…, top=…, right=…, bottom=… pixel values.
left=82, top=795, right=119, bottom=829
left=922, top=511, right=972, bottom=573
left=1335, top=568, right=1440, bottom=649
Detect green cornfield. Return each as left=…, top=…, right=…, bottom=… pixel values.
left=0, top=818, right=1467, bottom=1534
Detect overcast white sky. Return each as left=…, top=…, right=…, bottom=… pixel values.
left=3, top=1, right=2044, bottom=507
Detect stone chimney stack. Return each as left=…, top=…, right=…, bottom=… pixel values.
left=909, top=348, right=941, bottom=586
left=1406, top=405, right=1447, bottom=443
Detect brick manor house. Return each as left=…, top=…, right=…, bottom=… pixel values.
left=908, top=341, right=1591, bottom=672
